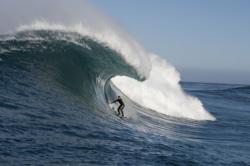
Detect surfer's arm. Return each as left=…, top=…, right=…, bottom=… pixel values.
left=111, top=99, right=118, bottom=104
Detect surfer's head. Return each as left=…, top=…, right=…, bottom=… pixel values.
left=118, top=96, right=121, bottom=99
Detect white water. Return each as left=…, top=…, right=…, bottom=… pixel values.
left=112, top=55, right=216, bottom=121
left=1, top=0, right=215, bottom=121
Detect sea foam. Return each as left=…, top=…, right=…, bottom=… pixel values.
left=112, top=55, right=216, bottom=121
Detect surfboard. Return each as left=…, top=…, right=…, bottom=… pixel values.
left=110, top=103, right=125, bottom=119
left=115, top=113, right=126, bottom=119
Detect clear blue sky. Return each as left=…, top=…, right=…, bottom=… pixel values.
left=91, top=0, right=250, bottom=84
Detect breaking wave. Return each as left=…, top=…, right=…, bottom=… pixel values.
left=0, top=22, right=215, bottom=121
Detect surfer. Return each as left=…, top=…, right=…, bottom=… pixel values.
left=111, top=96, right=125, bottom=117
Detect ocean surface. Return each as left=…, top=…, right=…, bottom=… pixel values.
left=1, top=30, right=250, bottom=166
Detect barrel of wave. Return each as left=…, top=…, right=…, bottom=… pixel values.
left=111, top=54, right=216, bottom=121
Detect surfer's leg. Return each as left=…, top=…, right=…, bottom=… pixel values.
left=120, top=105, right=125, bottom=117
left=117, top=105, right=122, bottom=116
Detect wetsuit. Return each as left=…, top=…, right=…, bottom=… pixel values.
left=112, top=98, right=125, bottom=117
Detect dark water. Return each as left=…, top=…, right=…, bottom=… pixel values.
left=1, top=31, right=250, bottom=165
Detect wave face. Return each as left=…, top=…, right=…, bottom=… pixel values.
left=0, top=30, right=141, bottom=112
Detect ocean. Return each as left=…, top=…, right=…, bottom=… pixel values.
left=0, top=29, right=250, bottom=166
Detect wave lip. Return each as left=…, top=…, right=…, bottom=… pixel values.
left=17, top=21, right=151, bottom=80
